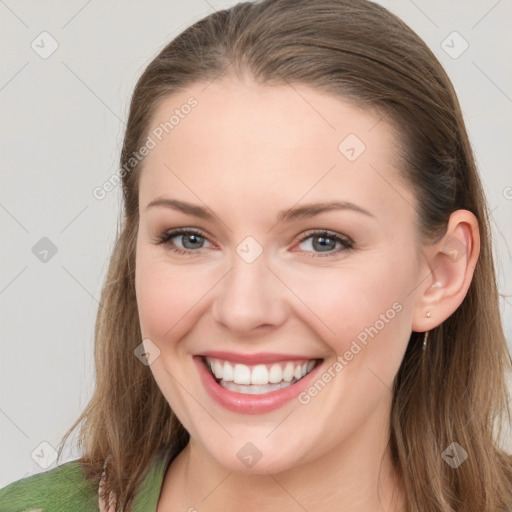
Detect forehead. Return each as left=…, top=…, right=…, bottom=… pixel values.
left=138, top=77, right=414, bottom=222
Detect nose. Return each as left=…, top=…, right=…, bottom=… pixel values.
left=211, top=252, right=288, bottom=336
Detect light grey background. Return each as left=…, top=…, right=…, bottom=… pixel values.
left=1, top=0, right=511, bottom=487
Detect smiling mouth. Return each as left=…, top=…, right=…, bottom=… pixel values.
left=201, top=356, right=322, bottom=395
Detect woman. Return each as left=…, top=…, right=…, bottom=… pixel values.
left=1, top=0, right=511, bottom=510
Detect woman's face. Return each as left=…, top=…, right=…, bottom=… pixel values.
left=135, top=76, right=427, bottom=474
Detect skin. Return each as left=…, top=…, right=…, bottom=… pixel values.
left=134, top=75, right=480, bottom=512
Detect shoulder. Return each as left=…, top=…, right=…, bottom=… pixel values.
left=0, top=460, right=99, bottom=512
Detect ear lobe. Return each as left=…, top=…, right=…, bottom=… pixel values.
left=412, top=210, right=480, bottom=332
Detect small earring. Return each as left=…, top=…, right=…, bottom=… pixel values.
left=422, top=330, right=429, bottom=351
left=426, top=311, right=431, bottom=318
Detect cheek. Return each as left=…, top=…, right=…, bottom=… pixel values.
left=285, top=258, right=414, bottom=369
left=135, top=247, right=219, bottom=342
left=135, top=247, right=187, bottom=340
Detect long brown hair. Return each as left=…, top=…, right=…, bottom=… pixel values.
left=57, top=0, right=512, bottom=509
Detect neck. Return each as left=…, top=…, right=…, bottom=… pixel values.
left=158, top=412, right=407, bottom=512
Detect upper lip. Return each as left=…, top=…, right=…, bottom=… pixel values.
left=197, top=350, right=322, bottom=365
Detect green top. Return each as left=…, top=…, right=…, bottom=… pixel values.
left=0, top=446, right=177, bottom=512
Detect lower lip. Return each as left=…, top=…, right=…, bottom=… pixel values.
left=194, top=356, right=323, bottom=415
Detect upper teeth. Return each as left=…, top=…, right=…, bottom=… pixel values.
left=205, top=357, right=316, bottom=385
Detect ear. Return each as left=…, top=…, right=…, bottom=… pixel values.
left=411, top=209, right=480, bottom=332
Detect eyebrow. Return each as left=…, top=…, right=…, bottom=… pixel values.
left=144, top=198, right=374, bottom=222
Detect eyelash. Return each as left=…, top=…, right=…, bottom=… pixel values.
left=152, top=228, right=353, bottom=258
